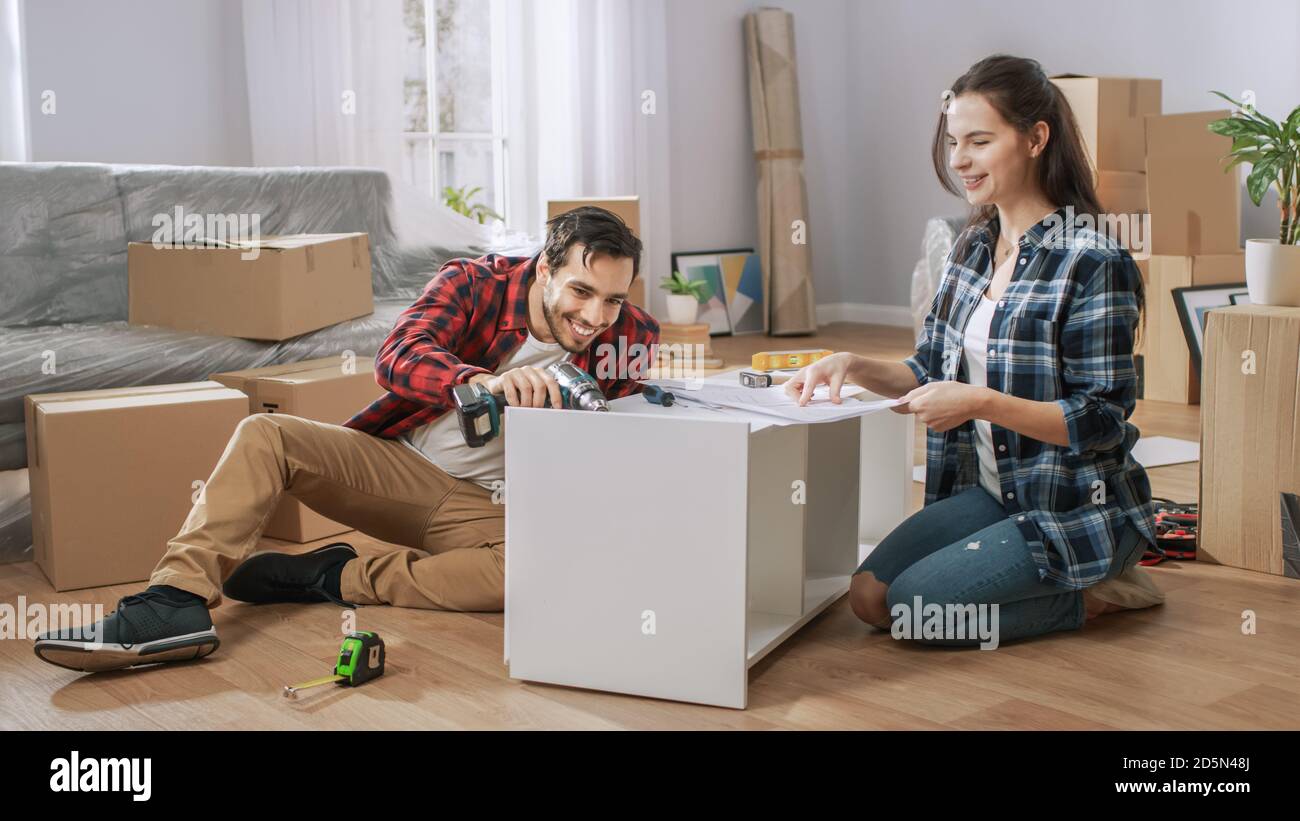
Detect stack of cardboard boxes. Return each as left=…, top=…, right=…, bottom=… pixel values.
left=209, top=358, right=387, bottom=543
left=1052, top=75, right=1160, bottom=215
left=652, top=323, right=723, bottom=374
left=27, top=235, right=384, bottom=591
left=1143, top=111, right=1244, bottom=404
left=1052, top=76, right=1243, bottom=405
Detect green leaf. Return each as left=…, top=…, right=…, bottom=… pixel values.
left=1246, top=155, right=1282, bottom=206
left=1208, top=116, right=1270, bottom=139
left=661, top=270, right=693, bottom=295
left=1222, top=150, right=1266, bottom=172
left=1283, top=106, right=1300, bottom=143
left=1251, top=107, right=1283, bottom=135
left=1209, top=89, right=1245, bottom=109
left=1210, top=90, right=1283, bottom=138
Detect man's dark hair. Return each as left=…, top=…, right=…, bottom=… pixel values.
left=542, top=206, right=643, bottom=280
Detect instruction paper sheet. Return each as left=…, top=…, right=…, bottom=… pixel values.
left=646, top=380, right=906, bottom=425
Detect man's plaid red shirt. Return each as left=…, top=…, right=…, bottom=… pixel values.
left=344, top=253, right=660, bottom=438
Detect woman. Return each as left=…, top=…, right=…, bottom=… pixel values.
left=788, top=54, right=1164, bottom=646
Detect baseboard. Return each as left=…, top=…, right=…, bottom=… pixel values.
left=815, top=302, right=913, bottom=328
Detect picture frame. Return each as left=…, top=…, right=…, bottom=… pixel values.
left=670, top=248, right=766, bottom=335
left=1171, top=282, right=1248, bottom=376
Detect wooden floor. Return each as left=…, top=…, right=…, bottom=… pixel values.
left=3, top=322, right=1297, bottom=730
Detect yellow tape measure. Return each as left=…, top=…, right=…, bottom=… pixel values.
left=750, top=349, right=833, bottom=372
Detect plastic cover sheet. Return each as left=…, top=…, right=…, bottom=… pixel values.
left=0, top=163, right=128, bottom=327
left=0, top=468, right=31, bottom=565
left=0, top=300, right=416, bottom=430
left=0, top=424, right=22, bottom=472
left=114, top=164, right=437, bottom=305
left=910, top=217, right=961, bottom=343
left=0, top=162, right=532, bottom=327
left=113, top=165, right=538, bottom=301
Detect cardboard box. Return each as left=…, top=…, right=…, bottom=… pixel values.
left=546, top=197, right=646, bottom=308
left=1200, top=305, right=1300, bottom=577
left=25, top=382, right=246, bottom=591
left=1133, top=257, right=1149, bottom=359
left=1095, top=170, right=1148, bottom=215
left=129, top=233, right=375, bottom=341
left=210, top=358, right=386, bottom=543
left=1145, top=111, right=1242, bottom=256
left=1051, top=75, right=1161, bottom=172
left=1143, top=253, right=1245, bottom=403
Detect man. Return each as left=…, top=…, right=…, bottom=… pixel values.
left=35, top=206, right=659, bottom=673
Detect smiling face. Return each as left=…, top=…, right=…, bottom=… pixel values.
left=534, top=244, right=634, bottom=354
left=945, top=92, right=1049, bottom=208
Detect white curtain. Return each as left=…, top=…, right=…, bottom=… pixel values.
left=238, top=0, right=672, bottom=304
left=0, top=0, right=28, bottom=162
left=503, top=0, right=673, bottom=316
left=240, top=0, right=407, bottom=182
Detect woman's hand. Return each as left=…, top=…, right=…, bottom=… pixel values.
left=784, top=352, right=864, bottom=406
left=893, top=381, right=990, bottom=432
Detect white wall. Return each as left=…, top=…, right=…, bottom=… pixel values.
left=22, top=0, right=251, bottom=165
left=666, top=0, right=1300, bottom=315
left=666, top=0, right=857, bottom=305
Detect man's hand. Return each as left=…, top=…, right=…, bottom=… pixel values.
left=470, top=367, right=563, bottom=408
left=892, top=381, right=991, bottom=432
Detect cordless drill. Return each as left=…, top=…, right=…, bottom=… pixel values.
left=451, top=360, right=609, bottom=447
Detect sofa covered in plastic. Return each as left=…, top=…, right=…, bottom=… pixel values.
left=0, top=162, right=492, bottom=563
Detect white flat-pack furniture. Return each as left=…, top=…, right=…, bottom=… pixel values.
left=504, top=375, right=912, bottom=709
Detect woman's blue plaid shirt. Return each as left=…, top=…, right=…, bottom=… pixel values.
left=904, top=207, right=1157, bottom=590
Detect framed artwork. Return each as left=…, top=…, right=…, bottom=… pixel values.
left=1171, top=282, right=1248, bottom=376
left=671, top=248, right=764, bottom=335
left=1228, top=291, right=1252, bottom=306
left=722, top=252, right=765, bottom=334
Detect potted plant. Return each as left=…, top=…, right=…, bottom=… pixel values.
left=1209, top=92, right=1300, bottom=306
left=660, top=270, right=712, bottom=325
left=442, top=185, right=503, bottom=225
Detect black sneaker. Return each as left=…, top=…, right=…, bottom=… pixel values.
left=34, top=590, right=218, bottom=673
left=222, top=542, right=358, bottom=607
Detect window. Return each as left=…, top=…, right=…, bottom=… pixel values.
left=402, top=0, right=508, bottom=225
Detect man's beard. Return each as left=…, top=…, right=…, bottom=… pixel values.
left=541, top=280, right=599, bottom=355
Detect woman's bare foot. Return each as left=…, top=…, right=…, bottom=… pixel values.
left=1083, top=563, right=1166, bottom=621
left=1083, top=588, right=1126, bottom=621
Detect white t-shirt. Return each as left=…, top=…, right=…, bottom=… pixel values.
left=962, top=292, right=1002, bottom=499
left=403, top=332, right=567, bottom=490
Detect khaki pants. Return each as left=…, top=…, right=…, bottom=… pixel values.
left=150, top=413, right=505, bottom=611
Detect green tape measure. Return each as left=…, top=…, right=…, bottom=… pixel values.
left=283, top=631, right=386, bottom=698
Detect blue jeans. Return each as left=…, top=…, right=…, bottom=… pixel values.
left=856, top=486, right=1146, bottom=647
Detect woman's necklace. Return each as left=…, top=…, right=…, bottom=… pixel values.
left=996, top=233, right=1017, bottom=262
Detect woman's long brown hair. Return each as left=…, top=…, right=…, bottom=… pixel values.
left=932, top=54, right=1144, bottom=344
